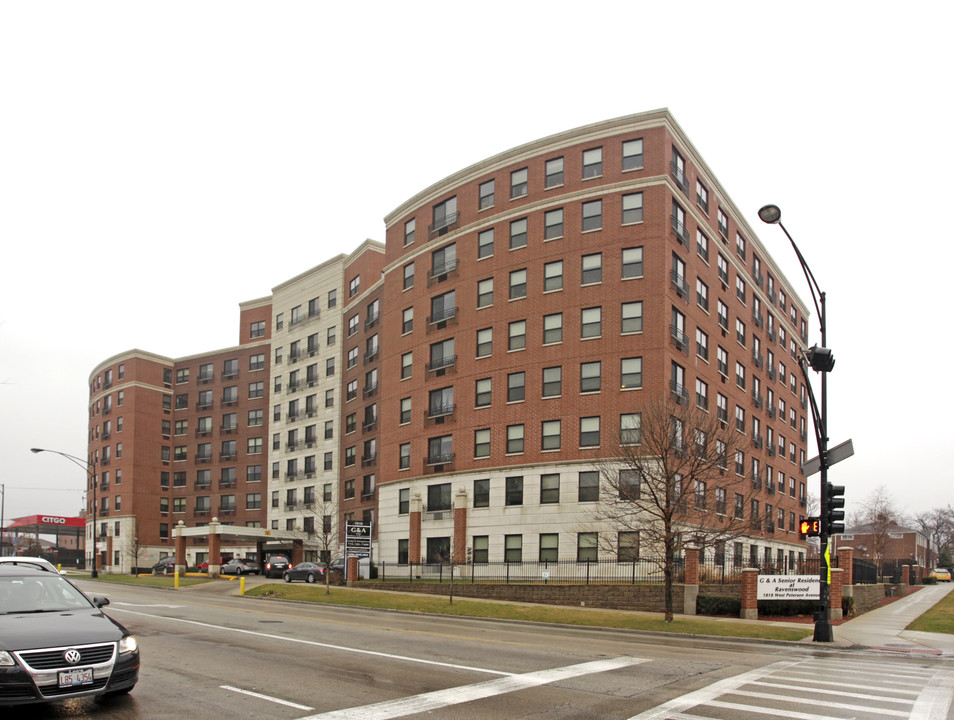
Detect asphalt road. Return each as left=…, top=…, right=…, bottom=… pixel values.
left=9, top=580, right=954, bottom=719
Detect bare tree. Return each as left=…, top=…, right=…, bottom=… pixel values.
left=856, top=485, right=901, bottom=564
left=591, top=396, right=760, bottom=622
left=124, top=534, right=147, bottom=575
left=300, top=491, right=340, bottom=594
left=914, top=507, right=954, bottom=566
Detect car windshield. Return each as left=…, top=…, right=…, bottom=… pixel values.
left=0, top=576, right=94, bottom=614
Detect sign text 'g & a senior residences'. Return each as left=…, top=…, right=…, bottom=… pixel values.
left=757, top=575, right=820, bottom=600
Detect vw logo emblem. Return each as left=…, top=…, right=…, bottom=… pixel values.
left=64, top=649, right=82, bottom=664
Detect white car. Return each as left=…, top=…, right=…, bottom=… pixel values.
left=0, top=556, right=63, bottom=574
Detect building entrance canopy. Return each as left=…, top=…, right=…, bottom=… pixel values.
left=172, top=518, right=305, bottom=575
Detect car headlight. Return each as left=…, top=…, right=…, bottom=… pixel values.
left=0, top=651, right=15, bottom=667
left=119, top=635, right=139, bottom=654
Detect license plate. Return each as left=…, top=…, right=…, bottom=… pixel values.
left=58, top=668, right=94, bottom=687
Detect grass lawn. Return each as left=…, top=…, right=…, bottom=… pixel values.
left=86, top=573, right=213, bottom=588
left=907, top=587, right=954, bottom=633
left=245, top=584, right=812, bottom=642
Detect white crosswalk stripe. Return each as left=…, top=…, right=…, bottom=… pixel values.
left=629, top=655, right=954, bottom=720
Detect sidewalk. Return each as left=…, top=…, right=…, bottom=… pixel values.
left=830, top=583, right=954, bottom=655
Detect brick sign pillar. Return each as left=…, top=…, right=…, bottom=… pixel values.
left=453, top=489, right=467, bottom=564
left=174, top=521, right=187, bottom=574
left=409, top=493, right=422, bottom=564
left=902, top=564, right=910, bottom=585
left=829, top=567, right=844, bottom=620
left=837, top=546, right=854, bottom=598
left=683, top=548, right=700, bottom=616
left=347, top=556, right=359, bottom=586
left=740, top=568, right=759, bottom=620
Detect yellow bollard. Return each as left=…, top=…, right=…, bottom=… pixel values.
left=57, top=563, right=62, bottom=572
left=174, top=571, right=180, bottom=589
left=240, top=576, right=246, bottom=595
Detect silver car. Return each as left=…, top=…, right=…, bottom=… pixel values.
left=0, top=557, right=63, bottom=574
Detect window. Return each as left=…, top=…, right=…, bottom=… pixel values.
left=622, top=247, right=643, bottom=278
left=582, top=147, right=602, bottom=178
left=247, top=437, right=262, bottom=455
left=479, top=178, right=494, bottom=209
left=736, top=276, right=747, bottom=305
left=540, top=473, right=560, bottom=504
left=508, top=320, right=526, bottom=350
left=620, top=413, right=641, bottom=445
left=577, top=533, right=598, bottom=562
left=223, top=386, right=238, bottom=404
left=697, top=229, right=709, bottom=263
left=543, top=313, right=562, bottom=344
left=542, top=366, right=562, bottom=397
left=478, top=228, right=494, bottom=259
left=544, top=208, right=563, bottom=239
left=695, top=378, right=709, bottom=409
left=431, top=242, right=457, bottom=277
left=510, top=218, right=527, bottom=249
left=618, top=531, right=639, bottom=561
left=539, top=533, right=559, bottom=562
left=400, top=307, right=413, bottom=335
left=510, top=167, right=528, bottom=198
left=621, top=301, right=643, bottom=334
left=696, top=178, right=709, bottom=213
left=717, top=254, right=729, bottom=285
left=509, top=268, right=527, bottom=299
left=580, top=361, right=601, bottom=393
left=718, top=207, right=729, bottom=238
left=621, top=357, right=642, bottom=390
left=427, top=435, right=452, bottom=465
left=736, top=317, right=746, bottom=346
left=404, top=218, right=415, bottom=246
left=430, top=196, right=458, bottom=238
left=427, top=483, right=452, bottom=512
left=582, top=199, right=602, bottom=231
left=400, top=351, right=412, bottom=380
left=541, top=420, right=561, bottom=451
left=471, top=478, right=490, bottom=508
left=428, top=386, right=453, bottom=418
left=545, top=156, right=564, bottom=187
left=579, top=416, right=600, bottom=447
left=429, top=338, right=454, bottom=370
left=425, top=293, right=453, bottom=328
left=475, top=377, right=492, bottom=407
left=581, top=307, right=601, bottom=338
left=474, top=428, right=491, bottom=458
left=736, top=232, right=747, bottom=260
left=476, top=327, right=492, bottom=358
left=505, top=535, right=523, bottom=563
left=403, top=262, right=414, bottom=290
left=544, top=260, right=563, bottom=291
left=349, top=276, right=360, bottom=298
left=249, top=321, right=265, bottom=339
left=581, top=253, right=602, bottom=284
left=507, top=371, right=525, bottom=402
left=577, top=470, right=600, bottom=502
left=622, top=192, right=643, bottom=224
left=622, top=138, right=643, bottom=170
left=399, top=443, right=410, bottom=470
left=505, top=476, right=524, bottom=506
left=326, top=357, right=335, bottom=376
left=249, top=354, right=264, bottom=372
left=506, top=424, right=524, bottom=454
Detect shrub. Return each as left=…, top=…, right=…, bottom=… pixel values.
left=697, top=595, right=741, bottom=616
left=842, top=595, right=855, bottom=617
left=924, top=576, right=938, bottom=585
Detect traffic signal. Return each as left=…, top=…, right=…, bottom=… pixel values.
left=799, top=517, right=821, bottom=538
left=823, top=482, right=846, bottom=535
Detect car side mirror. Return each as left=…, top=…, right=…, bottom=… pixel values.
left=92, top=596, right=110, bottom=608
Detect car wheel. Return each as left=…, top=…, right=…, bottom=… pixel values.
left=306, top=573, right=316, bottom=583
left=283, top=573, right=291, bottom=583
left=163, top=567, right=170, bottom=575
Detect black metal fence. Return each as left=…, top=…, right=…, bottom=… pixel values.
left=853, top=557, right=878, bottom=585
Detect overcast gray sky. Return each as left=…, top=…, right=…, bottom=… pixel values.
left=2, top=2, right=951, bottom=526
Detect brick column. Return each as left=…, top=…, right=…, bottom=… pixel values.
left=837, top=546, right=853, bottom=598
left=902, top=564, right=910, bottom=585
left=453, top=489, right=467, bottom=564
left=346, top=556, right=359, bottom=585
left=174, top=521, right=187, bottom=574
left=829, top=567, right=844, bottom=620
left=291, top=539, right=304, bottom=566
left=683, top=548, right=700, bottom=616
left=740, top=568, right=759, bottom=620
left=409, top=493, right=422, bottom=564
left=208, top=518, right=222, bottom=576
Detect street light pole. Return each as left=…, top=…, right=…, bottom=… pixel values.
left=30, top=448, right=99, bottom=578
left=758, top=204, right=836, bottom=643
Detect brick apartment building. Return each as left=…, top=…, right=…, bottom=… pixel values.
left=86, top=109, right=813, bottom=571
